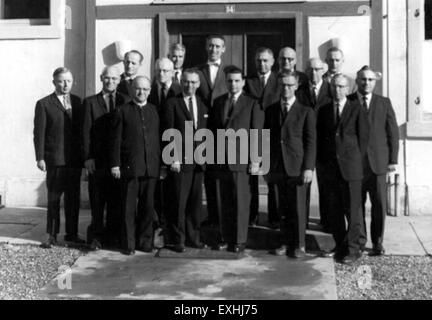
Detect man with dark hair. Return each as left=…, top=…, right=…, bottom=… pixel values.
left=82, top=66, right=129, bottom=251
left=110, top=76, right=161, bottom=256
left=323, top=47, right=356, bottom=93
left=196, top=34, right=229, bottom=230
left=209, top=65, right=264, bottom=253
left=265, top=71, right=316, bottom=258
left=118, top=50, right=144, bottom=98
left=245, top=47, right=280, bottom=228
left=169, top=43, right=186, bottom=84
left=348, top=66, right=399, bottom=256
left=317, top=74, right=369, bottom=264
left=163, top=68, right=209, bottom=253
left=34, top=67, right=84, bottom=248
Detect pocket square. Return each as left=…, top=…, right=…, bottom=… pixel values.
left=204, top=114, right=209, bottom=118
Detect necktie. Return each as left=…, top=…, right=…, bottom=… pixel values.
left=282, top=103, right=289, bottom=122
left=225, top=96, right=236, bottom=125
left=63, top=95, right=72, bottom=118
left=175, top=71, right=180, bottom=83
left=260, top=75, right=266, bottom=90
left=335, top=103, right=341, bottom=126
left=188, top=97, right=196, bottom=129
left=160, top=84, right=168, bottom=106
left=109, top=94, right=115, bottom=113
left=311, top=86, right=318, bottom=105
left=362, top=96, right=369, bottom=113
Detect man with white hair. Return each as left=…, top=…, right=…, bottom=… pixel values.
left=348, top=66, right=399, bottom=257
left=82, top=65, right=129, bottom=250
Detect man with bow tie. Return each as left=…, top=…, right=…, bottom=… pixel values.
left=162, top=69, right=209, bottom=253
left=317, top=74, right=369, bottom=264
left=118, top=50, right=144, bottom=98
left=296, top=58, right=333, bottom=232
left=196, top=35, right=229, bottom=231
left=348, top=66, right=399, bottom=257
left=110, top=76, right=161, bottom=256
left=34, top=67, right=84, bottom=248
left=245, top=47, right=280, bottom=228
left=82, top=66, right=129, bottom=251
left=169, top=43, right=186, bottom=85
left=208, top=65, right=264, bottom=254
left=265, top=71, right=316, bottom=258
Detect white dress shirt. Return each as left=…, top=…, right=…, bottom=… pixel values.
left=56, top=93, right=71, bottom=110
left=208, top=59, right=222, bottom=87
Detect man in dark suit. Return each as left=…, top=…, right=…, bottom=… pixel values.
left=209, top=66, right=264, bottom=253
left=266, top=71, right=316, bottom=258
left=117, top=50, right=144, bottom=98
left=278, top=47, right=308, bottom=87
left=33, top=67, right=84, bottom=248
left=148, top=57, right=182, bottom=238
left=169, top=43, right=186, bottom=85
left=323, top=47, right=356, bottom=93
left=297, top=58, right=333, bottom=231
left=196, top=35, right=229, bottom=229
left=82, top=66, right=129, bottom=251
left=348, top=66, right=399, bottom=256
left=317, top=74, right=369, bottom=264
left=163, top=69, right=209, bottom=253
left=245, top=47, right=280, bottom=228
left=110, top=76, right=161, bottom=255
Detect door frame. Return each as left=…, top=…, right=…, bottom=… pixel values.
left=158, top=11, right=304, bottom=71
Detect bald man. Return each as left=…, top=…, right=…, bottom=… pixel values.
left=110, top=76, right=161, bottom=255
left=278, top=47, right=308, bottom=88
left=82, top=66, right=129, bottom=250
left=297, top=58, right=333, bottom=231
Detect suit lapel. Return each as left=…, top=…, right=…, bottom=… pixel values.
left=338, top=100, right=352, bottom=130
left=202, top=65, right=212, bottom=91
left=50, top=93, right=67, bottom=114
left=213, top=63, right=225, bottom=90
left=179, top=98, right=193, bottom=122
left=96, top=93, right=109, bottom=113
left=263, top=73, right=277, bottom=101
left=226, top=94, right=245, bottom=127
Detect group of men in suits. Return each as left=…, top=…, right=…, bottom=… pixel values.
left=33, top=35, right=399, bottom=263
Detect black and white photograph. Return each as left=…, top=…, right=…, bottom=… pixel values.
left=0, top=0, right=431, bottom=306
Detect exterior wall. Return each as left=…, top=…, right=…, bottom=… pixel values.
left=0, top=0, right=87, bottom=207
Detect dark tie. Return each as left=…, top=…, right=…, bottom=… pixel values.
left=175, top=71, right=181, bottom=83
left=160, top=84, right=168, bottom=106
left=362, top=96, right=369, bottom=114
left=260, top=75, right=266, bottom=90
left=225, top=96, right=236, bottom=125
left=109, top=93, right=115, bottom=113
left=335, top=103, right=341, bottom=126
left=311, top=86, right=318, bottom=105
left=281, top=104, right=289, bottom=122
left=188, top=97, right=196, bottom=129
left=63, top=95, right=72, bottom=118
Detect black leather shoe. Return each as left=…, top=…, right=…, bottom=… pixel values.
left=90, top=239, right=102, bottom=251
left=228, top=244, right=246, bottom=253
left=369, top=247, right=385, bottom=256
left=172, top=244, right=186, bottom=253
left=188, top=242, right=209, bottom=250
left=213, top=242, right=228, bottom=251
left=138, top=245, right=153, bottom=253
left=41, top=235, right=57, bottom=249
left=270, top=245, right=287, bottom=256
left=287, top=247, right=306, bottom=259
left=321, top=248, right=337, bottom=258
left=122, top=249, right=135, bottom=256
left=342, top=253, right=361, bottom=265
left=64, top=235, right=86, bottom=244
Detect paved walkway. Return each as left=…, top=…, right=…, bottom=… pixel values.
left=1, top=207, right=431, bottom=300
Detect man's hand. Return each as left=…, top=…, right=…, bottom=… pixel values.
left=388, top=164, right=397, bottom=173
left=302, top=170, right=313, bottom=184
left=85, top=159, right=96, bottom=175
left=37, top=160, right=46, bottom=172
left=160, top=166, right=168, bottom=180
left=171, top=162, right=181, bottom=174
left=111, top=167, right=121, bottom=180
left=249, top=162, right=261, bottom=175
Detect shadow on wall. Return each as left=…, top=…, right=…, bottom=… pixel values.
left=318, top=39, right=334, bottom=62
left=102, top=42, right=123, bottom=66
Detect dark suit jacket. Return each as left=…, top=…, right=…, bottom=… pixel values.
left=33, top=93, right=83, bottom=168
left=148, top=81, right=183, bottom=115
left=348, top=93, right=399, bottom=175
left=163, top=94, right=209, bottom=172
left=117, top=74, right=135, bottom=99
left=245, top=72, right=280, bottom=110
left=209, top=93, right=264, bottom=172
left=82, top=92, right=129, bottom=173
left=110, top=101, right=160, bottom=179
left=196, top=63, right=228, bottom=108
left=265, top=100, right=316, bottom=179
left=317, top=99, right=369, bottom=181
left=296, top=81, right=332, bottom=112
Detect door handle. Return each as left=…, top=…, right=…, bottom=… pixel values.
left=415, top=96, right=421, bottom=105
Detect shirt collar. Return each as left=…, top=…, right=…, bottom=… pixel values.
left=134, top=100, right=147, bottom=108
left=334, top=98, right=347, bottom=107
left=158, top=81, right=172, bottom=90
left=229, top=91, right=242, bottom=102
left=357, top=91, right=372, bottom=102
left=102, top=90, right=116, bottom=97
left=310, top=79, right=323, bottom=90
left=281, top=96, right=296, bottom=107
left=259, top=71, right=271, bottom=81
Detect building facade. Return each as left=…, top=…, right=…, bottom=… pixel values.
left=0, top=0, right=430, bottom=216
